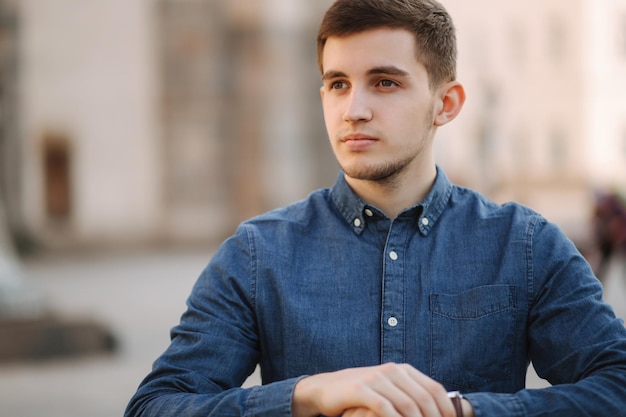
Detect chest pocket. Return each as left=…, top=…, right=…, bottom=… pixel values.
left=429, top=285, right=517, bottom=390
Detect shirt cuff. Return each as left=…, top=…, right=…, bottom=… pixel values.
left=463, top=392, right=525, bottom=417
left=244, top=376, right=306, bottom=417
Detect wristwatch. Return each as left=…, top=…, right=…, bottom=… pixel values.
left=447, top=391, right=464, bottom=417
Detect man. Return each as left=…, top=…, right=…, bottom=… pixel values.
left=125, top=1, right=626, bottom=416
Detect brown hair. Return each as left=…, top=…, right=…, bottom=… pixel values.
left=317, top=0, right=457, bottom=89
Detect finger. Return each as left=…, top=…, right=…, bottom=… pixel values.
left=343, top=407, right=380, bottom=417
left=373, top=363, right=440, bottom=417
left=402, top=365, right=456, bottom=417
left=295, top=368, right=404, bottom=417
left=359, top=366, right=424, bottom=417
left=357, top=383, right=409, bottom=417
left=402, top=381, right=442, bottom=417
left=372, top=363, right=452, bottom=417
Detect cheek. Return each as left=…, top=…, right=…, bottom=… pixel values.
left=322, top=102, right=342, bottom=130
left=322, top=97, right=340, bottom=115
left=322, top=107, right=337, bottom=140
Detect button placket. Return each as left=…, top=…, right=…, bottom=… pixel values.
left=381, top=220, right=406, bottom=363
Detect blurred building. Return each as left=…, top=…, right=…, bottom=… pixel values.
left=0, top=0, right=625, bottom=250
left=441, top=0, right=626, bottom=242
left=4, top=0, right=335, bottom=250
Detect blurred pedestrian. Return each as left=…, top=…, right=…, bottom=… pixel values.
left=591, top=190, right=626, bottom=282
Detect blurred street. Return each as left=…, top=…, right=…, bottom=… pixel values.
left=0, top=247, right=624, bottom=417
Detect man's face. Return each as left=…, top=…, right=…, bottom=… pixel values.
left=320, top=28, right=440, bottom=183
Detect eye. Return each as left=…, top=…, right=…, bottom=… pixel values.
left=378, top=79, right=398, bottom=88
left=330, top=80, right=348, bottom=90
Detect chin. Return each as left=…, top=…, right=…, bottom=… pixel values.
left=343, top=168, right=394, bottom=182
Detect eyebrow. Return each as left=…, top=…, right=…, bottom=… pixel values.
left=322, top=66, right=410, bottom=81
left=321, top=70, right=347, bottom=82
left=368, top=66, right=409, bottom=77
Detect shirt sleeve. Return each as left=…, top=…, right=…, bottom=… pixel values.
left=465, top=216, right=626, bottom=416
left=124, top=224, right=300, bottom=417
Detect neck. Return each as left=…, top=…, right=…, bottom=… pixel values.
left=345, top=163, right=437, bottom=219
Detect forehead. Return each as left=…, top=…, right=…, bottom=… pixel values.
left=322, top=28, right=421, bottom=74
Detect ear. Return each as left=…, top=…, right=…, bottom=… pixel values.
left=434, top=81, right=465, bottom=127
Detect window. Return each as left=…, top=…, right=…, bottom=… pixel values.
left=43, top=132, right=72, bottom=220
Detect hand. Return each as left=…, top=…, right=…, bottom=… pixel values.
left=342, top=402, right=475, bottom=417
left=461, top=399, right=475, bottom=417
left=292, top=363, right=458, bottom=417
left=342, top=407, right=378, bottom=417
left=339, top=399, right=476, bottom=417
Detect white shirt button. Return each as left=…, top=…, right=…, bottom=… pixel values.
left=364, top=208, right=374, bottom=217
left=353, top=218, right=362, bottom=227
left=421, top=217, right=429, bottom=226
left=389, top=251, right=398, bottom=261
left=388, top=317, right=398, bottom=327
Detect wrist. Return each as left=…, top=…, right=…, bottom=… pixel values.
left=292, top=376, right=319, bottom=417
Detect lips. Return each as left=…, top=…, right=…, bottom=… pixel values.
left=341, top=133, right=379, bottom=142
left=340, top=133, right=379, bottom=151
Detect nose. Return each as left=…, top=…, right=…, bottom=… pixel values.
left=343, top=88, right=372, bottom=122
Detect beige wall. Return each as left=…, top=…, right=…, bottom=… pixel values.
left=19, top=0, right=161, bottom=246
left=440, top=0, right=626, bottom=239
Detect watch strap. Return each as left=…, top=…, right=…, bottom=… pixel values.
left=447, top=391, right=463, bottom=417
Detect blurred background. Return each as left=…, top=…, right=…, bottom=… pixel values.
left=0, top=0, right=625, bottom=416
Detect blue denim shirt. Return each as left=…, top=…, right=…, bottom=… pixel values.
left=126, top=167, right=626, bottom=417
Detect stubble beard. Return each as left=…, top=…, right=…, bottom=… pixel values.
left=340, top=124, right=433, bottom=189
left=341, top=152, right=420, bottom=188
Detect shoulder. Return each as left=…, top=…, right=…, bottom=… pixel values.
left=449, top=184, right=541, bottom=221
left=446, top=184, right=569, bottom=247
left=243, top=187, right=333, bottom=228
left=451, top=185, right=578, bottom=253
left=229, top=187, right=337, bottom=249
left=208, top=187, right=333, bottom=266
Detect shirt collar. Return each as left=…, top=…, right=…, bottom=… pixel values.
left=330, top=165, right=453, bottom=236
